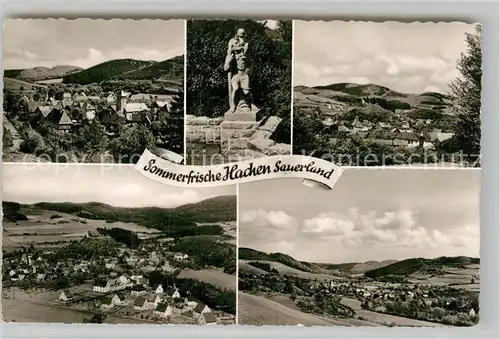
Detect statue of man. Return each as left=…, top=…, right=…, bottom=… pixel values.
left=224, top=28, right=249, bottom=109
left=230, top=55, right=253, bottom=112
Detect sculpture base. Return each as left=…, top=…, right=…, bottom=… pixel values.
left=224, top=104, right=262, bottom=122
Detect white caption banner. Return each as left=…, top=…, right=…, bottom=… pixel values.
left=135, top=149, right=344, bottom=189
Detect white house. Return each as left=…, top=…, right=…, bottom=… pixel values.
left=185, top=296, right=198, bottom=308
left=118, top=274, right=131, bottom=285
left=469, top=308, right=476, bottom=317
left=198, top=311, right=217, bottom=325
left=105, top=262, right=115, bottom=269
left=193, top=303, right=211, bottom=315
left=130, top=274, right=143, bottom=283
left=154, top=303, right=173, bottom=318
left=147, top=294, right=161, bottom=309
left=59, top=289, right=74, bottom=301
left=131, top=285, right=147, bottom=296
left=101, top=294, right=120, bottom=309
left=133, top=297, right=148, bottom=311
left=93, top=279, right=111, bottom=293
left=174, top=253, right=188, bottom=261
left=166, top=287, right=181, bottom=299
left=36, top=273, right=46, bottom=281
left=154, top=284, right=164, bottom=294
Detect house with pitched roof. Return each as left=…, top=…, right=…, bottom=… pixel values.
left=154, top=303, right=172, bottom=317
left=154, top=284, right=164, bottom=294
left=83, top=102, right=96, bottom=121
left=131, top=284, right=147, bottom=296
left=123, top=103, right=150, bottom=122
left=166, top=287, right=181, bottom=299
left=59, top=289, right=74, bottom=301
left=184, top=296, right=198, bottom=308
left=193, top=303, right=211, bottom=315
left=133, top=297, right=148, bottom=310
left=198, top=311, right=217, bottom=325
left=93, top=279, right=111, bottom=293
left=147, top=294, right=161, bottom=309
left=101, top=294, right=120, bottom=309
left=45, top=109, right=73, bottom=132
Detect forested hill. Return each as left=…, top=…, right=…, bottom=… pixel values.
left=2, top=195, right=236, bottom=230
left=62, top=55, right=184, bottom=85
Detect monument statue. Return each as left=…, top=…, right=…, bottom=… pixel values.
left=224, top=28, right=258, bottom=114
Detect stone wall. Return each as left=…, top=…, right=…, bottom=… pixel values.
left=185, top=115, right=223, bottom=144
left=186, top=114, right=291, bottom=163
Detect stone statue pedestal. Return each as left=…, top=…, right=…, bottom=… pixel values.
left=220, top=104, right=263, bottom=157
left=224, top=104, right=262, bottom=122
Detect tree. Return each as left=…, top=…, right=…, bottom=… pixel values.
left=449, top=25, right=482, bottom=158
left=73, top=120, right=107, bottom=160
left=108, top=124, right=155, bottom=163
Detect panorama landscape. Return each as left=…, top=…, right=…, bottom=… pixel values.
left=293, top=21, right=482, bottom=167
left=238, top=171, right=480, bottom=327
left=2, top=19, right=185, bottom=163
left=2, top=165, right=237, bottom=325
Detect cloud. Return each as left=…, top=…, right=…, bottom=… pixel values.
left=303, top=208, right=479, bottom=254
left=3, top=19, right=184, bottom=69
left=240, top=209, right=296, bottom=229
left=303, top=212, right=354, bottom=235
left=294, top=21, right=477, bottom=94
left=3, top=164, right=234, bottom=209
left=239, top=209, right=298, bottom=251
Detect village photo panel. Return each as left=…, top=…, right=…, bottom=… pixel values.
left=2, top=164, right=237, bottom=325
left=185, top=19, right=292, bottom=165
left=292, top=21, right=482, bottom=167
left=237, top=169, right=480, bottom=326
left=3, top=19, right=185, bottom=164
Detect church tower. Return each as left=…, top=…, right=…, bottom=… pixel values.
left=117, top=90, right=127, bottom=114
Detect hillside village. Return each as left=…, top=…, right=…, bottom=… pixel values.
left=293, top=83, right=476, bottom=166
left=3, top=56, right=184, bottom=163
left=2, top=199, right=237, bottom=325
left=238, top=249, right=480, bottom=327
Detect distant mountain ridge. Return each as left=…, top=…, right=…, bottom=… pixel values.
left=239, top=247, right=479, bottom=278
left=2, top=195, right=235, bottom=231
left=62, top=55, right=184, bottom=85
left=4, top=65, right=82, bottom=82
left=364, top=256, right=480, bottom=279
left=294, top=82, right=454, bottom=116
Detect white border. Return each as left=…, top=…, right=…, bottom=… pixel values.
left=183, top=19, right=188, bottom=161
left=290, top=19, right=295, bottom=155
left=235, top=183, right=240, bottom=324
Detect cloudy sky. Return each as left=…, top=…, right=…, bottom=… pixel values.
left=3, top=164, right=235, bottom=208
left=3, top=19, right=185, bottom=70
left=294, top=21, right=478, bottom=94
left=239, top=169, right=480, bottom=263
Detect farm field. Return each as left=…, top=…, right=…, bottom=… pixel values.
left=3, top=209, right=162, bottom=249
left=177, top=268, right=236, bottom=290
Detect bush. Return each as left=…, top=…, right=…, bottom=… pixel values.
left=19, top=130, right=45, bottom=154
